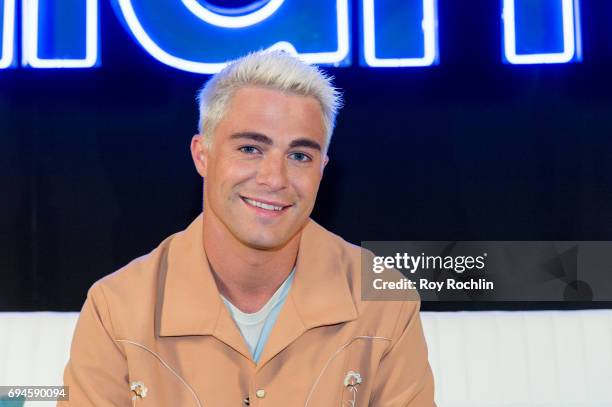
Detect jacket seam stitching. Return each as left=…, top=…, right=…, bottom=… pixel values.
left=304, top=335, right=391, bottom=407
left=115, top=339, right=203, bottom=407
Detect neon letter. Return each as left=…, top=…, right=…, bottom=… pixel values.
left=361, top=0, right=438, bottom=67
left=503, top=0, right=582, bottom=64
left=0, top=0, right=16, bottom=68
left=111, top=0, right=350, bottom=73
left=22, top=0, right=99, bottom=68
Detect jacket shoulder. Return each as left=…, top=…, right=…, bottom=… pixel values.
left=307, top=220, right=413, bottom=308
left=306, top=219, right=363, bottom=263
left=308, top=221, right=421, bottom=338
left=97, top=232, right=175, bottom=292
left=87, top=230, right=180, bottom=339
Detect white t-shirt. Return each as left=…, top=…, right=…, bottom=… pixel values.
left=221, top=269, right=295, bottom=362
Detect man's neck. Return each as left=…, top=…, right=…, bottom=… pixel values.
left=202, top=212, right=301, bottom=313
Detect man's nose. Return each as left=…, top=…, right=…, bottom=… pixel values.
left=255, top=153, right=288, bottom=190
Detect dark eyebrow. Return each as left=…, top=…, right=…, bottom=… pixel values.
left=230, top=132, right=322, bottom=152
left=230, top=132, right=273, bottom=145
left=288, top=138, right=322, bottom=152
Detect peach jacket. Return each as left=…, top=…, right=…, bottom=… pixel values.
left=60, top=214, right=435, bottom=406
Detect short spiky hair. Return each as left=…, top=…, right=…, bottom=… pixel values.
left=197, top=50, right=342, bottom=151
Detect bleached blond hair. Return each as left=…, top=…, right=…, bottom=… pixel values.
left=197, top=50, right=342, bottom=151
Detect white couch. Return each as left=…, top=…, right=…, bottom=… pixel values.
left=1, top=310, right=611, bottom=406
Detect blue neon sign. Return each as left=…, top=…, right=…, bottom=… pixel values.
left=361, top=0, right=439, bottom=67
left=502, top=0, right=582, bottom=64
left=0, top=0, right=585, bottom=71
left=180, top=0, right=286, bottom=29
left=0, top=0, right=16, bottom=68
left=111, top=0, right=350, bottom=73
left=22, top=0, right=99, bottom=68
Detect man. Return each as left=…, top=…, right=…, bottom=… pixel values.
left=60, top=50, right=435, bottom=406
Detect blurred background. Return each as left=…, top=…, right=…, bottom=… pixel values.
left=2, top=0, right=612, bottom=312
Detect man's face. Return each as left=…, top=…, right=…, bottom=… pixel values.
left=193, top=86, right=329, bottom=250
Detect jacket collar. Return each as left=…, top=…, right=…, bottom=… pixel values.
left=158, top=214, right=358, bottom=363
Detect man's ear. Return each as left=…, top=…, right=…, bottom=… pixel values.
left=190, top=134, right=208, bottom=178
left=321, top=155, right=329, bottom=175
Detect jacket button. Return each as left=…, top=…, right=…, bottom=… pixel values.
left=255, top=389, right=266, bottom=398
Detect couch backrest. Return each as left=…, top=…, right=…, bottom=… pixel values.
left=1, top=310, right=611, bottom=406
left=422, top=310, right=612, bottom=407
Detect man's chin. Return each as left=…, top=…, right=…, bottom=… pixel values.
left=240, top=236, right=287, bottom=251
left=234, top=228, right=299, bottom=251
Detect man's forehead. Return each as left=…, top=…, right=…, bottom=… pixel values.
left=213, top=86, right=326, bottom=146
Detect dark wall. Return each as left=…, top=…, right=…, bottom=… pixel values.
left=2, top=0, right=612, bottom=311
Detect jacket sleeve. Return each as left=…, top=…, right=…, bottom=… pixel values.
left=58, top=282, right=131, bottom=406
left=369, top=300, right=436, bottom=407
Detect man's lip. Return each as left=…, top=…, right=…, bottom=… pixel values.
left=240, top=196, right=293, bottom=208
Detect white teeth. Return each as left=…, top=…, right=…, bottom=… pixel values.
left=244, top=198, right=285, bottom=211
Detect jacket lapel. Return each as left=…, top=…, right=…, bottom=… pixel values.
left=255, top=220, right=358, bottom=369
left=157, top=214, right=358, bottom=367
left=157, top=214, right=251, bottom=360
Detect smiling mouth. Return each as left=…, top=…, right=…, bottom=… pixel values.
left=241, top=196, right=292, bottom=212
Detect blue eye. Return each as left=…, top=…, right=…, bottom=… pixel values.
left=289, top=152, right=312, bottom=162
left=239, top=146, right=260, bottom=154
